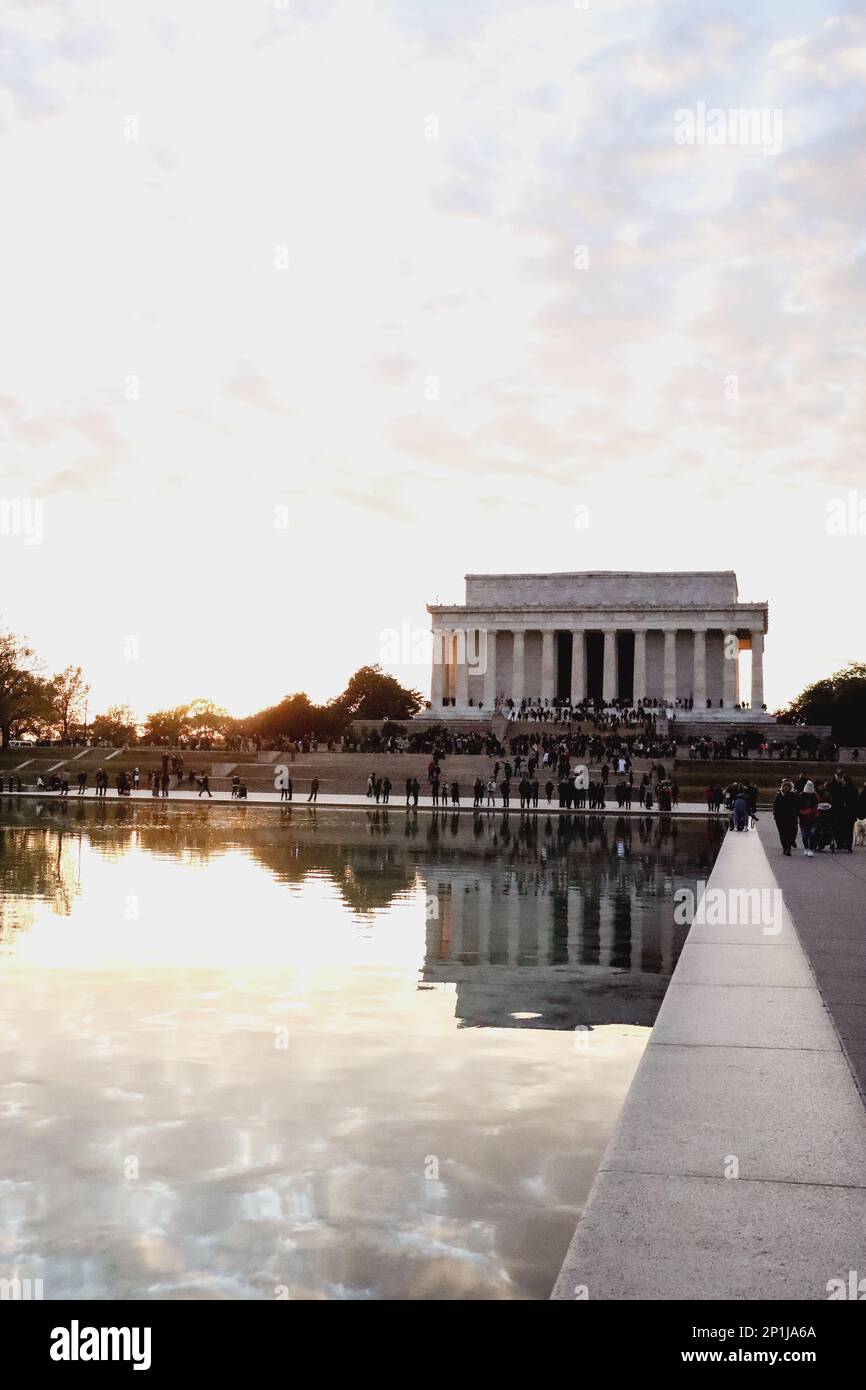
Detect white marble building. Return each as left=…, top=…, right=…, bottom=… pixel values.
left=426, top=571, right=768, bottom=714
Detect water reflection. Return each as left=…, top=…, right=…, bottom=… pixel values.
left=0, top=798, right=723, bottom=1300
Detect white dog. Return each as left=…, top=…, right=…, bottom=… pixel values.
left=854, top=818, right=866, bottom=848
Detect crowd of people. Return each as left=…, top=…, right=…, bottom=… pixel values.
left=772, top=772, right=866, bottom=856
left=359, top=748, right=689, bottom=813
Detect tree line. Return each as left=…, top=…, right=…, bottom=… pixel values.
left=0, top=626, right=424, bottom=749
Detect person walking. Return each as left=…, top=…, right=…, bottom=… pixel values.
left=798, top=779, right=819, bottom=856
left=197, top=774, right=211, bottom=798
left=308, top=778, right=319, bottom=803
left=405, top=776, right=413, bottom=807
left=77, top=770, right=88, bottom=795
left=280, top=776, right=293, bottom=801
left=772, top=779, right=799, bottom=855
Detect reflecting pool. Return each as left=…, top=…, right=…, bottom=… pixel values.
left=0, top=798, right=724, bottom=1300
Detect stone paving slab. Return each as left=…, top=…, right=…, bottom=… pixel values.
left=651, top=980, right=839, bottom=1050
left=552, top=1170, right=866, bottom=1301
left=599, top=1044, right=866, bottom=1186
left=672, top=941, right=814, bottom=988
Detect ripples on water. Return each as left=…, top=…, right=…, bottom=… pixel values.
left=0, top=798, right=723, bottom=1300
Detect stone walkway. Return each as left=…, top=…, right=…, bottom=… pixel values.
left=4, top=787, right=723, bottom=817
left=757, top=819, right=866, bottom=1105
left=552, top=824, right=866, bottom=1299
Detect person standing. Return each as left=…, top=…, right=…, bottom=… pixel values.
left=77, top=770, right=88, bottom=795
left=830, top=771, right=857, bottom=853
left=772, top=779, right=799, bottom=855
left=308, top=778, right=319, bottom=803
left=161, top=771, right=170, bottom=798
left=382, top=777, right=391, bottom=804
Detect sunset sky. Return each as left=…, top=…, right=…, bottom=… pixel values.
left=1, top=0, right=864, bottom=718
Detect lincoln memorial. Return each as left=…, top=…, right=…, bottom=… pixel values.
left=425, top=571, right=768, bottom=714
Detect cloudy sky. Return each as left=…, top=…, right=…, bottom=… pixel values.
left=0, top=0, right=864, bottom=718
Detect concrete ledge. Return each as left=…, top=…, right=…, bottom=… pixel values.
left=551, top=824, right=866, bottom=1300
left=0, top=788, right=725, bottom=817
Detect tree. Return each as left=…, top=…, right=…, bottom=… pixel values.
left=185, top=698, right=230, bottom=742
left=0, top=628, right=54, bottom=749
left=143, top=705, right=191, bottom=746
left=90, top=704, right=138, bottom=748
left=331, top=665, right=424, bottom=722
left=245, top=692, right=318, bottom=743
left=50, top=665, right=90, bottom=743
left=778, top=662, right=866, bottom=743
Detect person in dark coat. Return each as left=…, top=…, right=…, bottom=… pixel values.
left=829, top=772, right=858, bottom=853
left=772, top=779, right=799, bottom=855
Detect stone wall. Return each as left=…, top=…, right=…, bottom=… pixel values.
left=464, top=571, right=739, bottom=608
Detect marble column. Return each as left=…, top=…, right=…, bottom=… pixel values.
left=692, top=628, right=706, bottom=708
left=455, top=629, right=469, bottom=707
left=663, top=628, right=677, bottom=704
left=541, top=629, right=556, bottom=701
left=750, top=630, right=764, bottom=708
left=430, top=628, right=445, bottom=706
left=440, top=630, right=452, bottom=703
left=482, top=629, right=497, bottom=708
left=512, top=629, right=525, bottom=702
left=633, top=629, right=646, bottom=703
left=602, top=629, right=617, bottom=702
left=723, top=631, right=739, bottom=706
left=570, top=630, right=586, bottom=703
